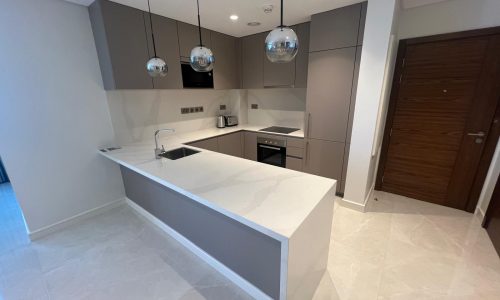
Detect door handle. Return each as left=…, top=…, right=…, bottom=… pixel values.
left=467, top=131, right=485, bottom=137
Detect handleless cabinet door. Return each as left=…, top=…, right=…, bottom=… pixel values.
left=189, top=138, right=218, bottom=152
left=241, top=33, right=265, bottom=89
left=286, top=157, right=303, bottom=172
left=305, top=47, right=356, bottom=142
left=244, top=132, right=258, bottom=161
left=218, top=132, right=244, bottom=158
left=144, top=13, right=183, bottom=89
left=294, top=22, right=311, bottom=88
left=304, top=139, right=345, bottom=186
left=357, top=2, right=367, bottom=46
left=177, top=22, right=212, bottom=60
left=346, top=46, right=362, bottom=143
left=309, top=3, right=361, bottom=52
left=212, top=32, right=240, bottom=89
left=89, top=0, right=153, bottom=90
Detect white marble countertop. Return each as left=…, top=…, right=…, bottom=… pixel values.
left=99, top=125, right=335, bottom=241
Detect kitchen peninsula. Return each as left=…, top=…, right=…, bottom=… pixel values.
left=100, top=125, right=336, bottom=300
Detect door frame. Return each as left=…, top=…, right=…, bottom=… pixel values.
left=375, top=26, right=500, bottom=213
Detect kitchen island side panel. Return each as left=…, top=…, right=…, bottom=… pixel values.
left=120, top=166, right=282, bottom=299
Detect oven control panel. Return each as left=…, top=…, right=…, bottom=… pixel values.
left=257, top=137, right=287, bottom=148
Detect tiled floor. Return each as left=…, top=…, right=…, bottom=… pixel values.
left=1, top=183, right=499, bottom=299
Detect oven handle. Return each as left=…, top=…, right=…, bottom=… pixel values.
left=258, top=144, right=282, bottom=151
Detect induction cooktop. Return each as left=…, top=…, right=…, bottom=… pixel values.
left=259, top=126, right=300, bottom=134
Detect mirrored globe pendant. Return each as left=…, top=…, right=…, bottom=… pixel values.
left=146, top=57, right=168, bottom=77
left=265, top=26, right=299, bottom=63
left=190, top=46, right=215, bottom=72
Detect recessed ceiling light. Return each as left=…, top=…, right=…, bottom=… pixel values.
left=247, top=21, right=261, bottom=27
left=230, top=15, right=239, bottom=21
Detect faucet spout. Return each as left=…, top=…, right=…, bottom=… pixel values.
left=154, top=128, right=175, bottom=159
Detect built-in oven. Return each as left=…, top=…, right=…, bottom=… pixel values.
left=257, top=137, right=286, bottom=168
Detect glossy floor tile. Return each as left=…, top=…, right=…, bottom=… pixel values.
left=1, top=185, right=499, bottom=299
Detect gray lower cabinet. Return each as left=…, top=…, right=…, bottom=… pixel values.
left=305, top=47, right=357, bottom=142
left=309, top=3, right=362, bottom=52
left=286, top=157, right=303, bottom=172
left=144, top=13, right=183, bottom=89
left=177, top=22, right=212, bottom=60
left=218, top=132, right=244, bottom=158
left=189, top=137, right=218, bottom=152
left=304, top=139, right=345, bottom=191
left=243, top=132, right=258, bottom=161
left=89, top=0, right=153, bottom=89
left=241, top=33, right=265, bottom=89
left=212, top=32, right=240, bottom=89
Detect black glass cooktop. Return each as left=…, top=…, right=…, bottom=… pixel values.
left=259, top=126, right=300, bottom=134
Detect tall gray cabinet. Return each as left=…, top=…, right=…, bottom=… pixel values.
left=304, top=2, right=366, bottom=193
left=212, top=32, right=240, bottom=89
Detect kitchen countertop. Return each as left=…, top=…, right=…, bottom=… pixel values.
left=99, top=125, right=335, bottom=241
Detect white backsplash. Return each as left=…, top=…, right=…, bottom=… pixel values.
left=106, top=88, right=306, bottom=145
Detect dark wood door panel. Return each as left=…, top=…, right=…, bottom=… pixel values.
left=377, top=29, right=500, bottom=211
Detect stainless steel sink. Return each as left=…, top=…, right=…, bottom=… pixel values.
left=159, top=147, right=200, bottom=160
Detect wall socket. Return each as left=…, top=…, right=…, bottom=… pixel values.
left=251, top=104, right=259, bottom=109
left=219, top=104, right=226, bottom=110
left=181, top=106, right=204, bottom=114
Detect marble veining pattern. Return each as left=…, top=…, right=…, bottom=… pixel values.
left=1, top=183, right=500, bottom=299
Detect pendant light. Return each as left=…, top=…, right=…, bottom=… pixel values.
left=145, top=0, right=168, bottom=77
left=190, top=0, right=215, bottom=72
left=265, top=0, right=299, bottom=63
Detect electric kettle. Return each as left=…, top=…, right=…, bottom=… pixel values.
left=216, top=115, right=225, bottom=128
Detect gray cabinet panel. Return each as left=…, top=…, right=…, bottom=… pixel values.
left=286, top=157, right=303, bottom=172
left=178, top=22, right=211, bottom=59
left=218, top=132, right=243, bottom=158
left=346, top=46, right=362, bottom=143
left=212, top=32, right=240, bottom=89
left=295, top=22, right=310, bottom=88
left=304, top=139, right=344, bottom=184
left=309, top=4, right=361, bottom=52
left=144, top=13, right=183, bottom=89
left=244, top=132, right=258, bottom=161
left=305, top=47, right=356, bottom=142
left=358, top=2, right=367, bottom=46
left=341, top=143, right=350, bottom=184
left=263, top=26, right=296, bottom=88
left=189, top=137, right=218, bottom=152
left=89, top=0, right=153, bottom=89
left=241, top=33, right=265, bottom=89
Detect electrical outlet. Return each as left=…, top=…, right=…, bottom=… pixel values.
left=200, top=106, right=204, bottom=112
left=251, top=104, right=259, bottom=109
left=189, top=107, right=195, bottom=113
left=181, top=108, right=190, bottom=114
left=220, top=104, right=226, bottom=110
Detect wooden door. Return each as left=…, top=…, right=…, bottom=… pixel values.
left=484, top=177, right=500, bottom=256
left=377, top=29, right=500, bottom=211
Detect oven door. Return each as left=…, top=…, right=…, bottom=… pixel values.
left=257, top=144, right=286, bottom=167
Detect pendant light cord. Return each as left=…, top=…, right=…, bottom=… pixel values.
left=197, top=0, right=203, bottom=46
left=147, top=0, right=158, bottom=57
left=280, top=0, right=284, bottom=28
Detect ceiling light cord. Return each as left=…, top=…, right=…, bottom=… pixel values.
left=147, top=0, right=158, bottom=57
left=280, top=0, right=284, bottom=29
left=197, top=0, right=203, bottom=47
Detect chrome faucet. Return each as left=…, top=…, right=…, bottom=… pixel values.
left=154, top=128, right=175, bottom=159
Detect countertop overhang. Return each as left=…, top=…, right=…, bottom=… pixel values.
left=99, top=125, right=336, bottom=241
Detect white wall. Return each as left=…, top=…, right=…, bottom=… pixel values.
left=0, top=0, right=124, bottom=233
left=344, top=0, right=399, bottom=206
left=106, top=90, right=242, bottom=145
left=398, top=0, right=500, bottom=39
left=477, top=139, right=500, bottom=217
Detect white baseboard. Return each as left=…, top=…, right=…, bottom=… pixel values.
left=475, top=206, right=486, bottom=222
left=28, top=198, right=126, bottom=240
left=125, top=198, right=271, bottom=300
left=341, top=183, right=375, bottom=213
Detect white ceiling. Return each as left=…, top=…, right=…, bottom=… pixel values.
left=67, top=0, right=451, bottom=37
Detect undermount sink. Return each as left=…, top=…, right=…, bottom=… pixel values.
left=159, top=147, right=200, bottom=160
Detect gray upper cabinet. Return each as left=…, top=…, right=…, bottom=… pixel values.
left=294, top=22, right=310, bottom=88
left=309, top=3, right=362, bottom=52
left=241, top=33, right=265, bottom=89
left=306, top=47, right=356, bottom=142
left=212, top=32, right=240, bottom=89
left=346, top=46, right=362, bottom=144
left=263, top=27, right=296, bottom=88
left=89, top=0, right=153, bottom=90
left=144, top=13, right=183, bottom=89
left=177, top=22, right=211, bottom=60
left=358, top=2, right=367, bottom=46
